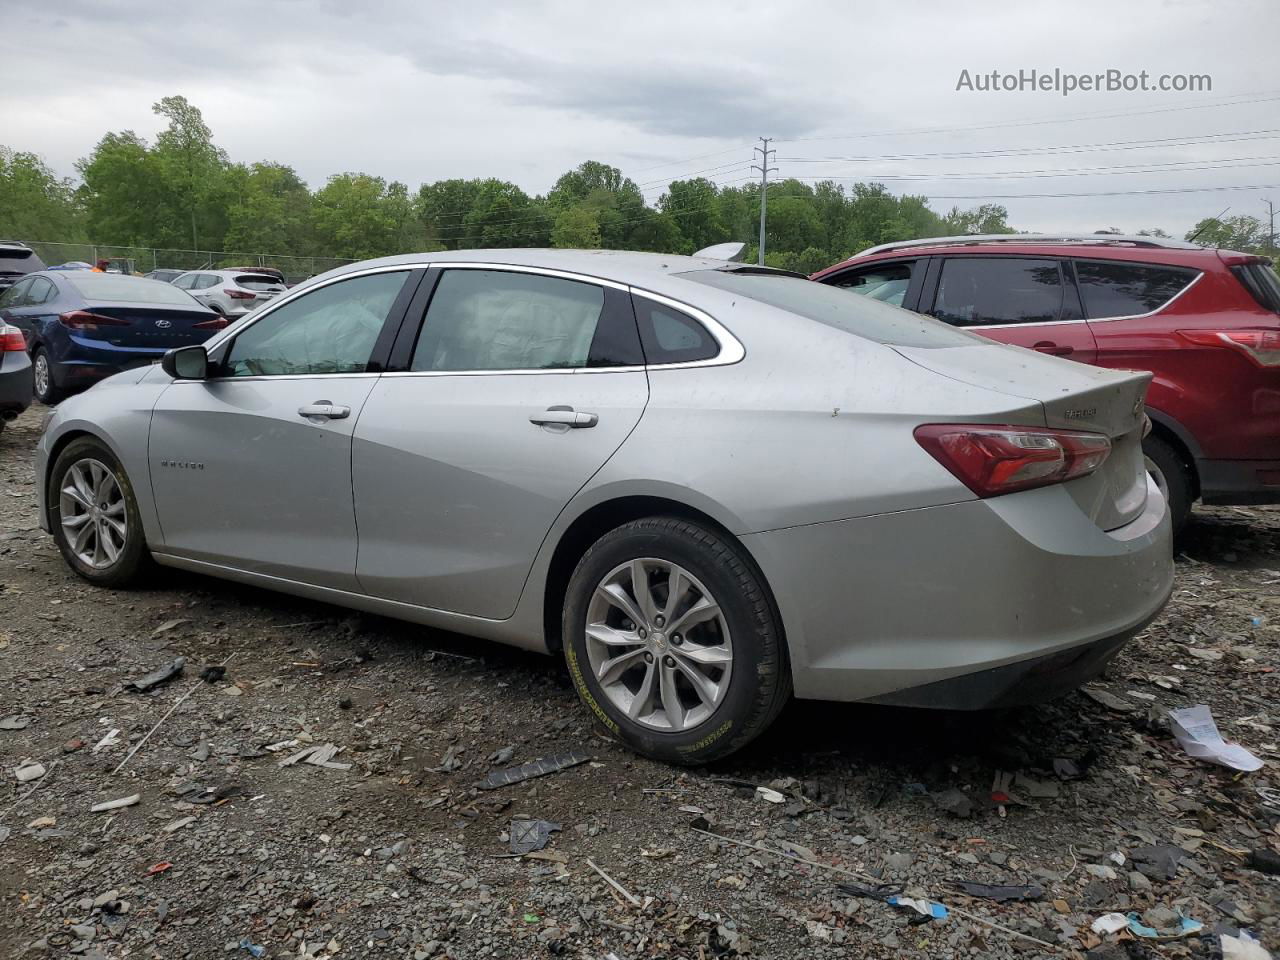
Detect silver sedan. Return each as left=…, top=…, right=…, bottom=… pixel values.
left=35, top=249, right=1173, bottom=763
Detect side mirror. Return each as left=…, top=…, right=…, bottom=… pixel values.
left=162, top=345, right=209, bottom=380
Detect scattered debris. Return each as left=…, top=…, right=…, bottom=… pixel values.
left=951, top=881, right=1044, bottom=902
left=1091, top=913, right=1129, bottom=935
left=488, top=745, right=516, bottom=765
left=163, top=816, right=196, bottom=834
left=151, top=618, right=190, bottom=637
left=199, top=665, right=226, bottom=683
left=14, top=761, right=45, bottom=783
left=129, top=656, right=186, bottom=692
left=238, top=937, right=266, bottom=958
left=278, top=743, right=351, bottom=770
left=146, top=861, right=172, bottom=876
left=0, top=715, right=31, bottom=730
left=475, top=749, right=591, bottom=790
left=586, top=858, right=641, bottom=907
left=92, top=729, right=121, bottom=754
left=836, top=881, right=901, bottom=902
left=509, top=818, right=561, bottom=854
left=887, top=895, right=948, bottom=920
left=1169, top=704, right=1264, bottom=771
left=932, top=787, right=974, bottom=818
left=90, top=794, right=140, bottom=812
left=1081, top=687, right=1138, bottom=713
left=1247, top=848, right=1280, bottom=875
left=755, top=786, right=786, bottom=804
left=1221, top=931, right=1273, bottom=960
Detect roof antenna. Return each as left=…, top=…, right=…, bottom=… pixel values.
left=1187, top=205, right=1231, bottom=245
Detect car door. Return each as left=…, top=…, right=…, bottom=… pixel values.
left=922, top=255, right=1097, bottom=362
left=148, top=268, right=421, bottom=590
left=352, top=265, right=650, bottom=619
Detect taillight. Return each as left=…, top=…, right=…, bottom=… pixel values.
left=193, top=316, right=229, bottom=330
left=0, top=324, right=25, bottom=352
left=225, top=289, right=255, bottom=300
left=1178, top=329, right=1280, bottom=367
left=59, top=310, right=132, bottom=331
left=915, top=424, right=1112, bottom=498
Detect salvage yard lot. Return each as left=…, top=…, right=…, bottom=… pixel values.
left=1, top=406, right=1276, bottom=959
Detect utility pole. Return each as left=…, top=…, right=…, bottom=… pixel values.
left=1265, top=199, right=1277, bottom=254
left=752, top=137, right=777, bottom=265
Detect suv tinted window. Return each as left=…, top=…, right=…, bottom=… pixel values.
left=934, top=257, right=1064, bottom=326
left=632, top=295, right=719, bottom=364
left=1231, top=262, right=1280, bottom=313
left=1074, top=260, right=1199, bottom=318
left=223, top=271, right=408, bottom=377
left=412, top=269, right=635, bottom=371
left=829, top=261, right=915, bottom=307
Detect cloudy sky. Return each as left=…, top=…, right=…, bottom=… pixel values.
left=5, top=0, right=1279, bottom=238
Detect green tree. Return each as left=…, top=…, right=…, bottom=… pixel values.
left=151, top=96, right=228, bottom=250
left=940, top=203, right=1013, bottom=236
left=1185, top=215, right=1266, bottom=251
left=661, top=178, right=726, bottom=250
left=0, top=148, right=85, bottom=241
left=223, top=162, right=314, bottom=254
left=77, top=131, right=169, bottom=245
left=312, top=173, right=401, bottom=259
left=462, top=179, right=549, bottom=248
left=416, top=178, right=483, bottom=250
left=550, top=205, right=602, bottom=248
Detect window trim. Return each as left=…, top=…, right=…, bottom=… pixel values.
left=1069, top=258, right=1204, bottom=323
left=376, top=262, right=744, bottom=378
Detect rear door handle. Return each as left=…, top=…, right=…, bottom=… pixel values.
left=530, top=405, right=598, bottom=428
left=298, top=401, right=351, bottom=420
left=1033, top=341, right=1074, bottom=356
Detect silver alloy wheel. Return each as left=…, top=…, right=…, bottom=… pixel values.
left=33, top=353, right=50, bottom=399
left=1144, top=454, right=1169, bottom=502
left=59, top=458, right=128, bottom=569
left=584, top=557, right=733, bottom=732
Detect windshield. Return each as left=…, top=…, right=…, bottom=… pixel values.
left=67, top=273, right=204, bottom=306
left=681, top=269, right=980, bottom=349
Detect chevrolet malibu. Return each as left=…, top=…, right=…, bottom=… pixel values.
left=36, top=250, right=1173, bottom=764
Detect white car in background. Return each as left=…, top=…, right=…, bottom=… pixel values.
left=172, top=269, right=286, bottom=318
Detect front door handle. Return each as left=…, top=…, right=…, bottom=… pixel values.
left=298, top=401, right=351, bottom=420
left=1033, top=341, right=1074, bottom=356
left=530, top=405, right=598, bottom=429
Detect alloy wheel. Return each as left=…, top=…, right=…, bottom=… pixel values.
left=33, top=353, right=50, bottom=400
left=59, top=458, right=128, bottom=569
left=584, top=558, right=733, bottom=732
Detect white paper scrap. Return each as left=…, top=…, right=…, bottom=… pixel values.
left=1169, top=704, right=1263, bottom=772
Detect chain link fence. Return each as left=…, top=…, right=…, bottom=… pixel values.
left=20, top=240, right=357, bottom=285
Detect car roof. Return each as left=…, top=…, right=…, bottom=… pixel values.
left=297, top=249, right=774, bottom=300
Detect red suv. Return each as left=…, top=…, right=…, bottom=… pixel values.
left=813, top=235, right=1280, bottom=533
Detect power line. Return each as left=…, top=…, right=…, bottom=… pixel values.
left=901, top=182, right=1280, bottom=201
left=785, top=156, right=1280, bottom=183
left=778, top=91, right=1280, bottom=145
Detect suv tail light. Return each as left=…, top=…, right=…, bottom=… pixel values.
left=1178, top=329, right=1280, bottom=367
left=1, top=323, right=25, bottom=352
left=59, top=310, right=131, bottom=331
left=193, top=316, right=229, bottom=330
left=225, top=289, right=255, bottom=300
left=915, top=424, right=1112, bottom=498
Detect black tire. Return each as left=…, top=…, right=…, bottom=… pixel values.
left=49, top=436, right=152, bottom=587
left=563, top=516, right=791, bottom=765
left=1144, top=434, right=1193, bottom=538
left=32, top=348, right=63, bottom=405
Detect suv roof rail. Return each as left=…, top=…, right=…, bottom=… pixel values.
left=854, top=233, right=1206, bottom=258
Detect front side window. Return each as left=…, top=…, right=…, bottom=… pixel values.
left=933, top=257, right=1064, bottom=327
left=830, top=261, right=914, bottom=307
left=1074, top=260, right=1199, bottom=318
left=222, top=271, right=408, bottom=377
left=411, top=269, right=630, bottom=371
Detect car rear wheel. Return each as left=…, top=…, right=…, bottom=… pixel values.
left=32, top=349, right=63, bottom=405
left=563, top=516, right=790, bottom=765
left=1143, top=434, right=1192, bottom=538
left=49, top=437, right=152, bottom=587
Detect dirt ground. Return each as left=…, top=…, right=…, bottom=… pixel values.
left=1, top=404, right=1277, bottom=960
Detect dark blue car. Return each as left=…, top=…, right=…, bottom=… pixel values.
left=0, top=271, right=225, bottom=403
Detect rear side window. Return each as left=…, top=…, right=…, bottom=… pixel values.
left=1073, top=260, right=1199, bottom=318
left=632, top=296, right=719, bottom=364
left=412, top=269, right=640, bottom=371
left=933, top=257, right=1064, bottom=327
left=828, top=261, right=915, bottom=307
left=26, top=277, right=55, bottom=304
left=1231, top=262, right=1280, bottom=313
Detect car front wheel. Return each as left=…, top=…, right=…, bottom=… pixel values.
left=49, top=437, right=151, bottom=587
left=563, top=517, right=790, bottom=764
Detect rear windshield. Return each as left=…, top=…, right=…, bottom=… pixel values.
left=234, top=274, right=284, bottom=290
left=1232, top=262, right=1280, bottom=313
left=66, top=273, right=203, bottom=305
left=681, top=269, right=980, bottom=348
left=0, top=246, right=46, bottom=276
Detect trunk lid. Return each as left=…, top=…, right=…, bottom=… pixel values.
left=72, top=304, right=222, bottom=349
left=894, top=341, right=1152, bottom=530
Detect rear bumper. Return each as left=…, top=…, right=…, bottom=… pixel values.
left=1198, top=458, right=1280, bottom=505
left=50, top=336, right=165, bottom=387
left=0, top=352, right=33, bottom=414
left=743, top=475, right=1173, bottom=706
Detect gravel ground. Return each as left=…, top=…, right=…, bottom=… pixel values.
left=1, top=404, right=1277, bottom=960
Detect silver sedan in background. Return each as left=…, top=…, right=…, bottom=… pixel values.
left=35, top=249, right=1173, bottom=764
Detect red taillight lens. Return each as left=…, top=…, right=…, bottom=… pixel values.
left=225, top=289, right=255, bottom=299
left=915, top=424, right=1112, bottom=498
left=59, top=310, right=132, bottom=331
left=192, top=316, right=229, bottom=330
left=0, top=324, right=25, bottom=352
left=1178, top=328, right=1280, bottom=367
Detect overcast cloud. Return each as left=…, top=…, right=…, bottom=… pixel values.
left=4, top=0, right=1279, bottom=237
